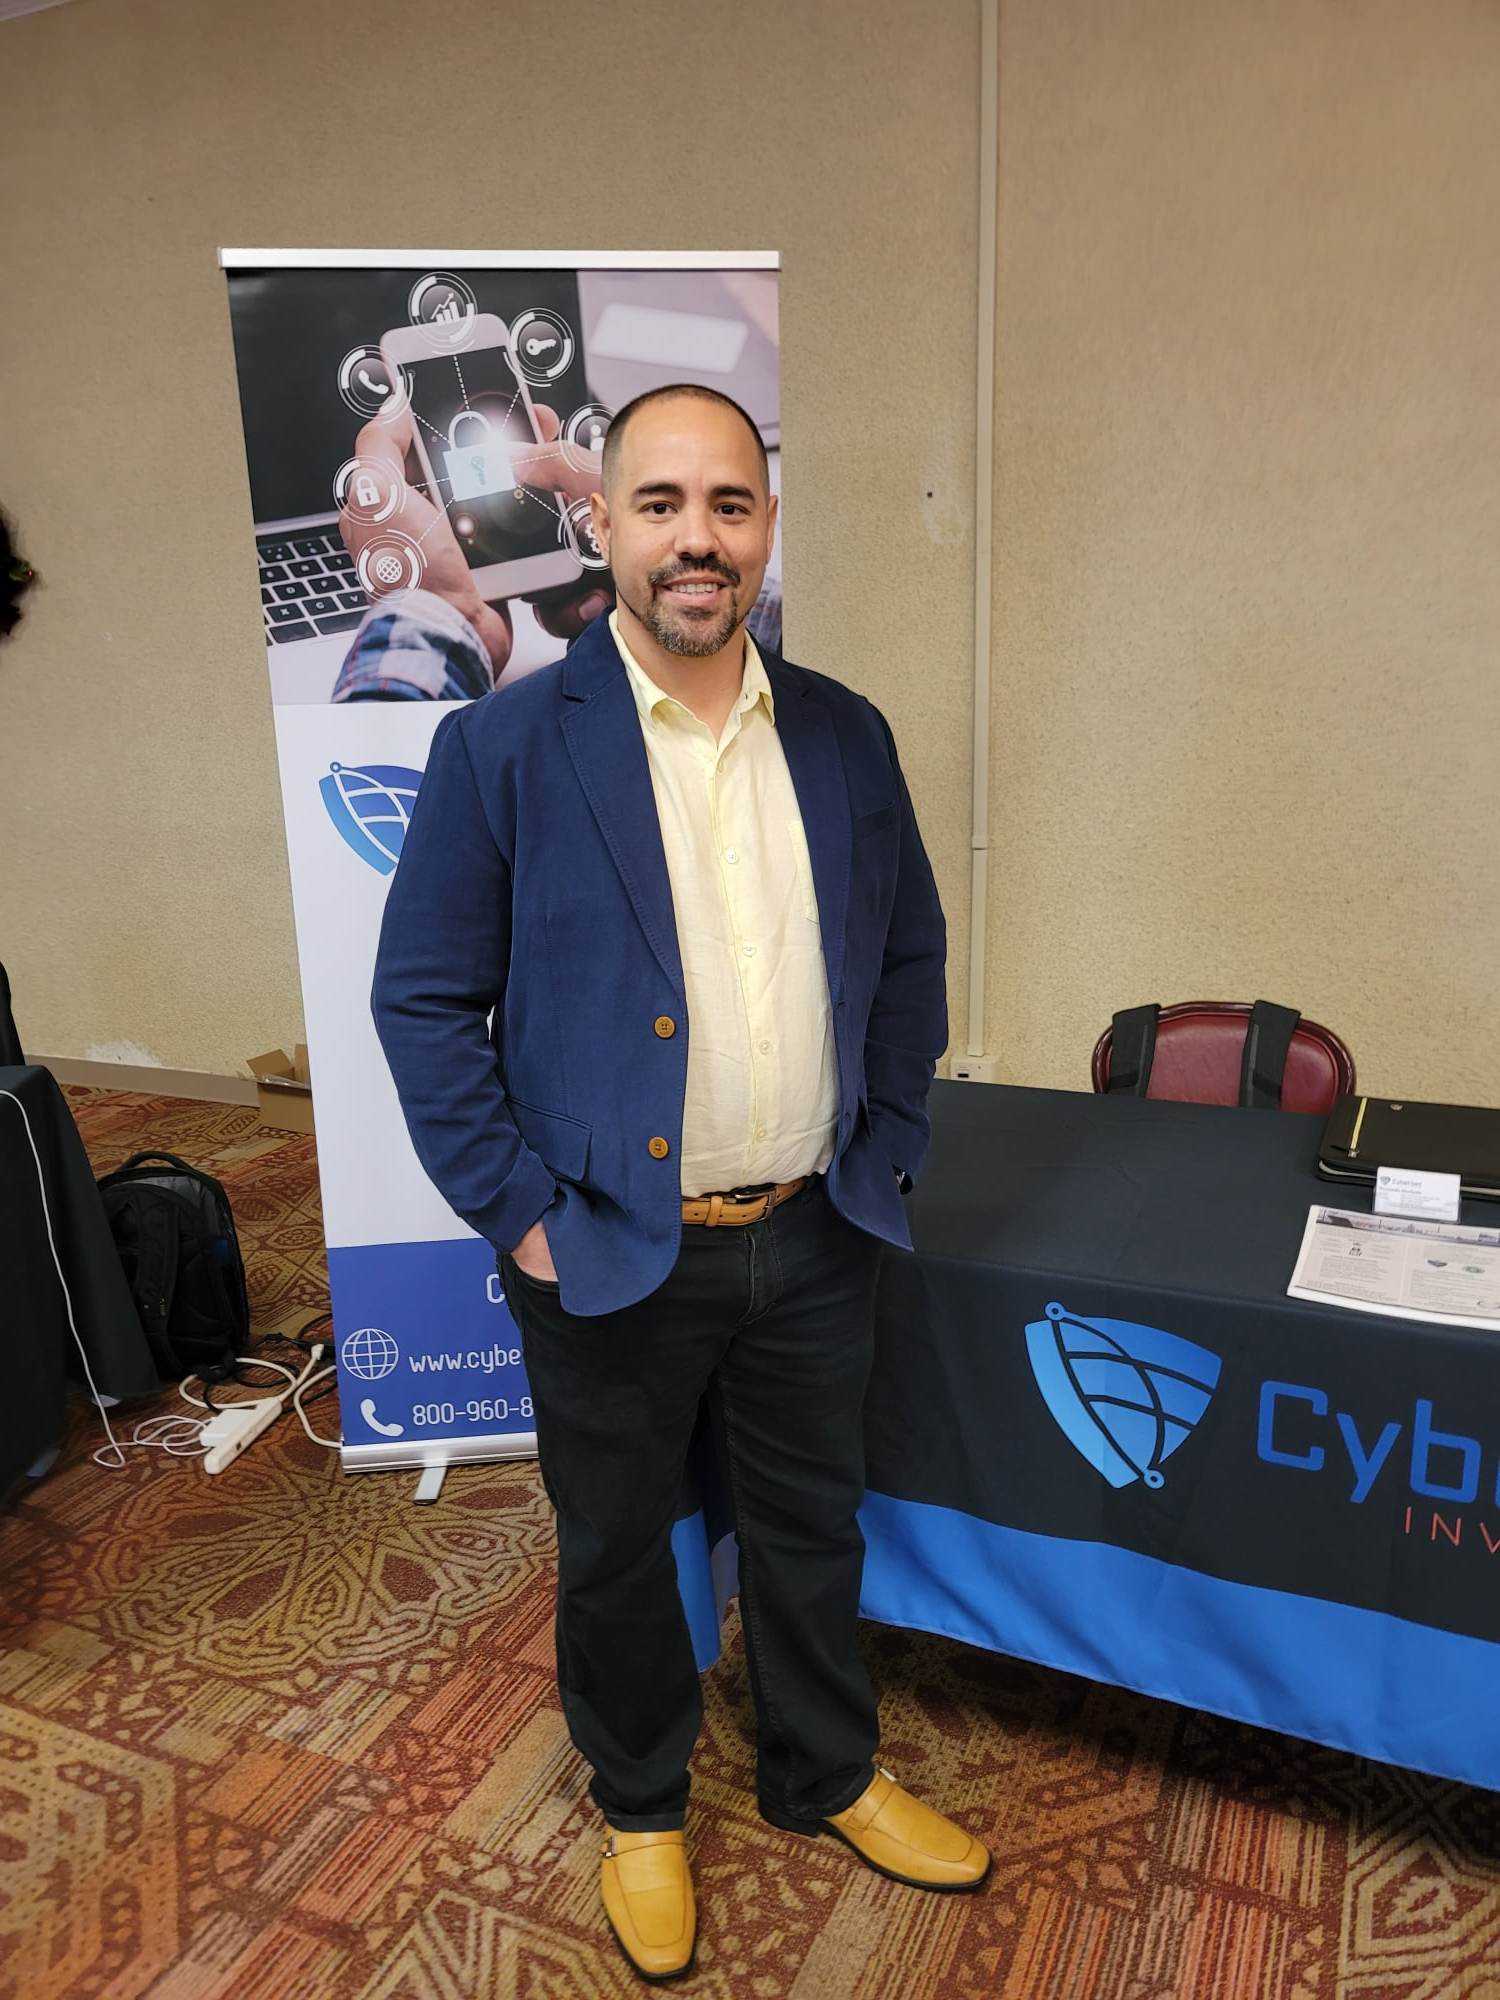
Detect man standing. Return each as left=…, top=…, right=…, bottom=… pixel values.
left=372, top=385, right=988, bottom=1983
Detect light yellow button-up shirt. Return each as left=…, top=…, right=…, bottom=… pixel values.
left=610, top=611, right=839, bottom=1198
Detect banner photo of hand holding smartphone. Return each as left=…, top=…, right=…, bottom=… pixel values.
left=217, top=250, right=782, bottom=1474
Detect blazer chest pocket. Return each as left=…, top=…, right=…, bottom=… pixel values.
left=506, top=1096, right=592, bottom=1183
left=852, top=799, right=898, bottom=841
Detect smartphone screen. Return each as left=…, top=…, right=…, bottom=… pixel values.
left=402, top=342, right=567, bottom=574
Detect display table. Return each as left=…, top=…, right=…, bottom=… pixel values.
left=677, top=1080, right=1500, bottom=1794
left=0, top=1066, right=159, bottom=1494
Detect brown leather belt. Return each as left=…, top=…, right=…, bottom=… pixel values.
left=681, top=1176, right=807, bottom=1228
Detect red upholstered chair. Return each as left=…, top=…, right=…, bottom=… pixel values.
left=1091, top=1001, right=1355, bottom=1116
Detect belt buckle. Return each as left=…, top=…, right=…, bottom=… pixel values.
left=726, top=1182, right=779, bottom=1215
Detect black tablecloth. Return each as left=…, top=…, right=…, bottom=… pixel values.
left=854, top=1080, right=1500, bottom=1790
left=1, top=1066, right=159, bottom=1492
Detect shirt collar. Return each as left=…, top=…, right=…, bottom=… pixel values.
left=609, top=609, right=774, bottom=729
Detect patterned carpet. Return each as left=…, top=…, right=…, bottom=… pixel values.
left=2, top=1087, right=1498, bottom=2000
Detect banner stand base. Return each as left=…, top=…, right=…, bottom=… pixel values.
left=339, top=1430, right=539, bottom=1484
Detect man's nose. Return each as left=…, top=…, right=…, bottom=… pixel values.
left=673, top=507, right=724, bottom=556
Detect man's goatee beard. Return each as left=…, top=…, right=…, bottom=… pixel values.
left=645, top=595, right=742, bottom=657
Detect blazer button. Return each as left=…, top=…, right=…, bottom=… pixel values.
left=648, top=1136, right=671, bottom=1159
left=654, top=1016, right=676, bottom=1038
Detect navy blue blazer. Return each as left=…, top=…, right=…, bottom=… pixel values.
left=371, top=613, right=947, bottom=1316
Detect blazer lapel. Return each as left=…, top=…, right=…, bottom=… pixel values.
left=767, top=655, right=850, bottom=1005
left=560, top=627, right=686, bottom=1004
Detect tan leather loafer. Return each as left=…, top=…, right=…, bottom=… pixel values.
left=760, top=1766, right=991, bottom=1892
left=599, top=1828, right=696, bottom=1983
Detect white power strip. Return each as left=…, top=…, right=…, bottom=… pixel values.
left=202, top=1399, right=284, bottom=1474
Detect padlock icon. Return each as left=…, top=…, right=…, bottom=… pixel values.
left=443, top=409, right=513, bottom=503
left=353, top=470, right=380, bottom=508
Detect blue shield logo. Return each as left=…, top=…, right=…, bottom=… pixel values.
left=1024, top=1300, right=1220, bottom=1490
left=318, top=762, right=422, bottom=874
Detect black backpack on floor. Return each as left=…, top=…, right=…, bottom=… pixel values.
left=97, top=1151, right=249, bottom=1379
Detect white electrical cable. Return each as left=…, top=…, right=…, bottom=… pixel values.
left=292, top=1362, right=341, bottom=1448
left=98, top=1412, right=213, bottom=1461
left=179, top=1354, right=298, bottom=1409
left=2, top=1086, right=338, bottom=1470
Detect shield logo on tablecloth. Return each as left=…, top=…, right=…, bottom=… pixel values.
left=1025, top=1301, right=1221, bottom=1490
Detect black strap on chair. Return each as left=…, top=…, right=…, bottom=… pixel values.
left=0, top=960, right=23, bottom=1066
left=1106, top=1005, right=1159, bottom=1096
left=1238, top=1000, right=1302, bottom=1109
left=1108, top=999, right=1302, bottom=1107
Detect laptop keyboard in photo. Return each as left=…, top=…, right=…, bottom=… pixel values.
left=258, top=524, right=370, bottom=644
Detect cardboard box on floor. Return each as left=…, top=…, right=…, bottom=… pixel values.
left=247, top=1044, right=315, bottom=1134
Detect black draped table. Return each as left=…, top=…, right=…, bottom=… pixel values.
left=676, top=1080, right=1500, bottom=1793
left=0, top=1066, right=158, bottom=1494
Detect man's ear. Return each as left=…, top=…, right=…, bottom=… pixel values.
left=764, top=490, right=779, bottom=560
left=589, top=490, right=610, bottom=563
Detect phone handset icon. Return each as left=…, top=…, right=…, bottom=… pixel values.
left=357, top=366, right=389, bottom=398
left=360, top=1398, right=405, bottom=1438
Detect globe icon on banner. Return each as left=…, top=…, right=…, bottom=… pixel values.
left=341, top=1326, right=400, bottom=1381
left=318, top=763, right=423, bottom=876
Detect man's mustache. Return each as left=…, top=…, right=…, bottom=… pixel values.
left=649, top=557, right=741, bottom=588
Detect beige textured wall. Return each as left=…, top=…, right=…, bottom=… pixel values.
left=0, top=0, right=980, bottom=1077
left=1, top=0, right=1496, bottom=1104
left=990, top=0, right=1500, bottom=1100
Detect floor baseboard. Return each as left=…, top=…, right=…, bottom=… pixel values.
left=39, top=1056, right=258, bottom=1105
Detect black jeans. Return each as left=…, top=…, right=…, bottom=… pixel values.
left=498, top=1172, right=883, bottom=1832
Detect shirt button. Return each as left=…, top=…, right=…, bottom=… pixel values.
left=742, top=942, right=756, bottom=958
left=758, top=1040, right=771, bottom=1053
left=755, top=1126, right=767, bottom=1140
left=654, top=1016, right=676, bottom=1039
left=725, top=848, right=739, bottom=863
left=648, top=1136, right=670, bottom=1159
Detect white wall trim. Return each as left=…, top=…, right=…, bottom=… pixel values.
left=966, top=0, right=999, bottom=1061
left=42, top=1056, right=257, bottom=1105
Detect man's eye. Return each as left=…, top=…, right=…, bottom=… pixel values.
left=645, top=503, right=673, bottom=516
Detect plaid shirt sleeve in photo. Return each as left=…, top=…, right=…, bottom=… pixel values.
left=330, top=588, right=495, bottom=703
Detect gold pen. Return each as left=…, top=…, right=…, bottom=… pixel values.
left=1348, top=1096, right=1368, bottom=1158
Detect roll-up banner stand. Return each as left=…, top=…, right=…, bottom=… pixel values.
left=217, top=248, right=782, bottom=1476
